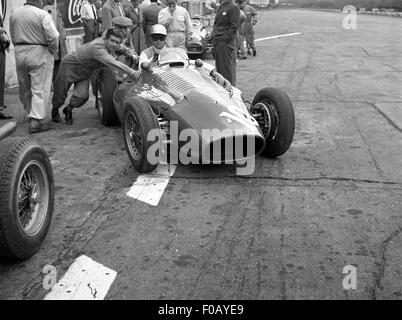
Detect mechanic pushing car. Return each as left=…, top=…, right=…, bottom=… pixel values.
left=139, top=24, right=230, bottom=90
left=51, top=28, right=140, bottom=125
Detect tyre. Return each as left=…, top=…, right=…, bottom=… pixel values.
left=96, top=68, right=119, bottom=126
left=123, top=97, right=160, bottom=173
left=0, top=137, right=54, bottom=261
left=251, top=87, right=295, bottom=158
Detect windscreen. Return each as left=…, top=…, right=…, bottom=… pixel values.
left=159, top=48, right=189, bottom=66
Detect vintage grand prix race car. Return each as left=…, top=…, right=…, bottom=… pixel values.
left=95, top=48, right=295, bottom=173
left=185, top=17, right=213, bottom=59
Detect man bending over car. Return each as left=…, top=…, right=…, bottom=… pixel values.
left=52, top=28, right=140, bottom=125
left=139, top=24, right=231, bottom=90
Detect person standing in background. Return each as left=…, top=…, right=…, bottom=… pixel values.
left=242, top=0, right=257, bottom=56
left=81, top=0, right=99, bottom=43
left=95, top=0, right=104, bottom=36
left=211, top=0, right=240, bottom=85
left=141, top=0, right=161, bottom=47
left=0, top=13, right=12, bottom=119
left=158, top=0, right=192, bottom=50
left=236, top=0, right=247, bottom=60
left=43, top=0, right=68, bottom=87
left=102, top=0, right=125, bottom=32
left=9, top=0, right=59, bottom=133
left=124, top=0, right=146, bottom=55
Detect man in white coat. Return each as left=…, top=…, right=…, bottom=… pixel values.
left=9, top=0, right=59, bottom=133
left=158, top=0, right=192, bottom=50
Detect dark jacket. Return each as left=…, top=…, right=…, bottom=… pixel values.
left=102, top=0, right=125, bottom=32
left=141, top=3, right=161, bottom=36
left=43, top=4, right=67, bottom=60
left=212, top=0, right=240, bottom=46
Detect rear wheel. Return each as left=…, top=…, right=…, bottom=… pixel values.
left=123, top=98, right=160, bottom=173
left=96, top=68, right=119, bottom=126
left=251, top=87, right=295, bottom=157
left=0, top=137, right=54, bottom=261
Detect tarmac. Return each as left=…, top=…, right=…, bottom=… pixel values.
left=0, top=8, right=402, bottom=300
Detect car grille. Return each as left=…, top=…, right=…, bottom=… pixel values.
left=157, top=71, right=196, bottom=96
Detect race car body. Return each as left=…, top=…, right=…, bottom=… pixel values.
left=186, top=19, right=210, bottom=56
left=96, top=48, right=295, bottom=173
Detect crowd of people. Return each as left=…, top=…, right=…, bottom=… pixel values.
left=0, top=0, right=258, bottom=133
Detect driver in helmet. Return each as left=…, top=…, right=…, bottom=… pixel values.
left=139, top=24, right=167, bottom=69
left=139, top=24, right=231, bottom=90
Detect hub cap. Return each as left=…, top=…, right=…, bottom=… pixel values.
left=251, top=99, right=279, bottom=141
left=125, top=111, right=142, bottom=161
left=17, top=160, right=49, bottom=237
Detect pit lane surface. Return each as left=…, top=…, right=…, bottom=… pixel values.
left=1, top=9, right=402, bottom=300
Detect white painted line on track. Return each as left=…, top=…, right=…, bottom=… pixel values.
left=255, top=32, right=302, bottom=42
left=44, top=255, right=117, bottom=300
left=126, top=164, right=177, bottom=206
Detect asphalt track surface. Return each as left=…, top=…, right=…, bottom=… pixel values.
left=0, top=9, right=402, bottom=300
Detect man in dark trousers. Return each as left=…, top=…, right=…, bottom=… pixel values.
left=211, top=0, right=240, bottom=86
left=141, top=0, right=161, bottom=47
left=81, top=0, right=99, bottom=43
left=0, top=14, right=11, bottom=119
left=51, top=29, right=139, bottom=125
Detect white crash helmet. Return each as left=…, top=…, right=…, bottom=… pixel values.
left=150, top=24, right=167, bottom=36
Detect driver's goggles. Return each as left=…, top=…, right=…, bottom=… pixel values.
left=151, top=35, right=166, bottom=41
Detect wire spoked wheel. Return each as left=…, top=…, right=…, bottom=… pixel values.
left=251, top=99, right=279, bottom=142
left=125, top=111, right=142, bottom=161
left=0, top=137, right=54, bottom=261
left=251, top=87, right=295, bottom=158
left=123, top=98, right=159, bottom=173
left=17, top=160, right=50, bottom=237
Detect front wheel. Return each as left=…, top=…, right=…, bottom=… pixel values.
left=251, top=87, right=295, bottom=158
left=0, top=137, right=54, bottom=261
left=123, top=97, right=160, bottom=173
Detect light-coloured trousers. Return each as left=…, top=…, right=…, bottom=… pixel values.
left=15, top=45, right=54, bottom=120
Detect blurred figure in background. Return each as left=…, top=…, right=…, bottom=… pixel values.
left=158, top=0, right=192, bottom=50
left=142, top=0, right=161, bottom=47
left=242, top=0, right=257, bottom=56
left=81, top=0, right=99, bottom=43
left=95, top=0, right=104, bottom=36
left=124, top=0, right=146, bottom=55
left=102, top=0, right=125, bottom=32
left=43, top=0, right=68, bottom=86
left=236, top=0, right=247, bottom=60
left=0, top=14, right=12, bottom=119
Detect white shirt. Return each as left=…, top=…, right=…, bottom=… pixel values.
left=10, top=4, right=59, bottom=51
left=158, top=6, right=192, bottom=36
left=81, top=1, right=98, bottom=20
left=139, top=45, right=165, bottom=70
